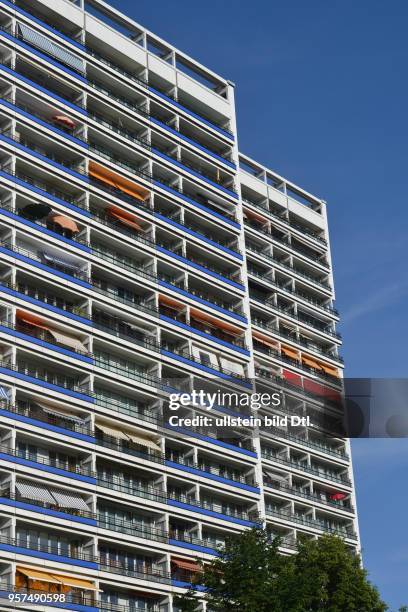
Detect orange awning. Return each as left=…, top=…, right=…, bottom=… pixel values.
left=281, top=345, right=300, bottom=360
left=190, top=308, right=241, bottom=335
left=52, top=574, right=98, bottom=591
left=252, top=331, right=278, bottom=348
left=172, top=558, right=201, bottom=572
left=16, top=310, right=50, bottom=331
left=244, top=207, right=268, bottom=224
left=302, top=355, right=322, bottom=370
left=48, top=213, right=79, bottom=233
left=107, top=205, right=143, bottom=231
left=159, top=294, right=185, bottom=311
left=320, top=363, right=339, bottom=377
left=17, top=568, right=61, bottom=584
left=89, top=161, right=149, bottom=202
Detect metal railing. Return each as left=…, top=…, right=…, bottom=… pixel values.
left=0, top=444, right=94, bottom=477
left=265, top=508, right=357, bottom=539
left=261, top=450, right=351, bottom=485
left=263, top=479, right=354, bottom=512
left=1, top=489, right=96, bottom=520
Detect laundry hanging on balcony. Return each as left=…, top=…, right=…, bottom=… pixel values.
left=17, top=23, right=85, bottom=74
left=47, top=212, right=79, bottom=233
left=41, top=251, right=79, bottom=272
left=106, top=205, right=143, bottom=231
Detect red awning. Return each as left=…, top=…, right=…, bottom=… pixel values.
left=53, top=115, right=75, bottom=129
left=283, top=369, right=302, bottom=387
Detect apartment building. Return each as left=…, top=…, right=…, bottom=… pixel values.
left=0, top=0, right=359, bottom=610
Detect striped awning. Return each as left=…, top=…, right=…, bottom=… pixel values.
left=35, top=402, right=85, bottom=423
left=16, top=481, right=56, bottom=505
left=50, top=488, right=90, bottom=511
left=0, top=386, right=8, bottom=400
left=96, top=423, right=129, bottom=440
left=17, top=23, right=84, bottom=73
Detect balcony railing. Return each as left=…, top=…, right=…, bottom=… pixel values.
left=0, top=280, right=88, bottom=318
left=245, top=220, right=329, bottom=268
left=1, top=444, right=94, bottom=477
left=0, top=585, right=97, bottom=608
left=263, top=479, right=354, bottom=512
left=13, top=400, right=93, bottom=436
left=162, top=344, right=248, bottom=382
left=252, top=340, right=341, bottom=387
left=265, top=508, right=357, bottom=539
left=98, top=558, right=170, bottom=584
left=259, top=424, right=348, bottom=460
left=252, top=319, right=343, bottom=363
left=1, top=489, right=96, bottom=520
left=4, top=319, right=91, bottom=357
left=242, top=197, right=327, bottom=245
left=261, top=449, right=351, bottom=485
left=1, top=360, right=90, bottom=396
left=246, top=244, right=332, bottom=292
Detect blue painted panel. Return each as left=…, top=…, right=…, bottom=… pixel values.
left=153, top=149, right=238, bottom=199
left=154, top=213, right=242, bottom=260
left=0, top=284, right=92, bottom=325
left=151, top=118, right=236, bottom=168
left=159, top=315, right=249, bottom=355
left=157, top=246, right=244, bottom=290
left=158, top=280, right=247, bottom=322
left=153, top=181, right=240, bottom=229
left=0, top=208, right=91, bottom=253
left=0, top=496, right=96, bottom=525
left=0, top=64, right=87, bottom=115
left=0, top=408, right=95, bottom=443
left=0, top=245, right=92, bottom=289
left=0, top=97, right=88, bottom=147
left=165, top=460, right=260, bottom=493
left=0, top=367, right=94, bottom=403
left=0, top=132, right=86, bottom=180
left=0, top=543, right=97, bottom=568
left=0, top=451, right=96, bottom=483
left=168, top=499, right=257, bottom=527
left=164, top=424, right=257, bottom=457
left=0, top=323, right=93, bottom=364
left=149, top=87, right=234, bottom=141
left=169, top=538, right=218, bottom=555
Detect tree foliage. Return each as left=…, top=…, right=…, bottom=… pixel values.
left=174, top=530, right=387, bottom=612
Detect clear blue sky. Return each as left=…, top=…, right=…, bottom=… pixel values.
left=108, top=0, right=408, bottom=607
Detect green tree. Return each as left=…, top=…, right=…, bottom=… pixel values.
left=174, top=529, right=388, bottom=612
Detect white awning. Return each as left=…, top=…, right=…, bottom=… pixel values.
left=48, top=328, right=88, bottom=353
left=0, top=386, right=9, bottom=400
left=50, top=488, right=90, bottom=511
left=18, top=23, right=84, bottom=73
left=220, top=357, right=245, bottom=376
left=263, top=470, right=287, bottom=484
left=16, top=481, right=56, bottom=505
left=34, top=402, right=86, bottom=424
left=96, top=423, right=129, bottom=440
left=126, top=430, right=161, bottom=452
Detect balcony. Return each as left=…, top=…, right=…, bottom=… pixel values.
left=246, top=244, right=332, bottom=293
left=4, top=443, right=95, bottom=479
left=252, top=318, right=343, bottom=363
left=242, top=197, right=327, bottom=245
left=1, top=359, right=90, bottom=396
left=265, top=507, right=357, bottom=540
left=12, top=399, right=93, bottom=437
left=245, top=220, right=329, bottom=269
left=253, top=340, right=341, bottom=387
left=261, top=449, right=351, bottom=486
left=263, top=478, right=353, bottom=513
left=260, top=425, right=348, bottom=460
left=0, top=488, right=96, bottom=522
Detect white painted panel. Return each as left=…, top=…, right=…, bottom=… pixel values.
left=267, top=185, right=287, bottom=208
left=287, top=196, right=325, bottom=229
left=85, top=15, right=147, bottom=68
left=38, top=0, right=83, bottom=27
left=148, top=54, right=176, bottom=85
left=240, top=171, right=268, bottom=199
left=177, top=72, right=230, bottom=118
